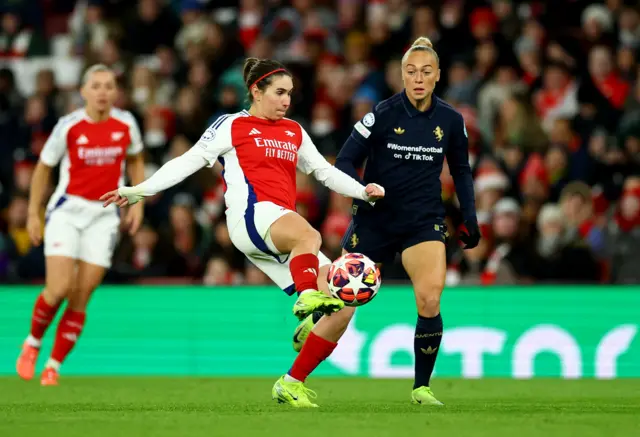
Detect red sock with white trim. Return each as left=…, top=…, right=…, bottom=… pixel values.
left=47, top=310, right=86, bottom=370
left=289, top=253, right=319, bottom=294
left=26, top=293, right=61, bottom=348
left=286, top=332, right=337, bottom=382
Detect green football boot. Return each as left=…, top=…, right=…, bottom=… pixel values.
left=411, top=386, right=444, bottom=406
left=272, top=376, right=319, bottom=408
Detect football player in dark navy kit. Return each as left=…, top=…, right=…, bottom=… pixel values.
left=292, top=37, right=481, bottom=406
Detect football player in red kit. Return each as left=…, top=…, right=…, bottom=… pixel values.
left=16, top=65, right=145, bottom=385
left=101, top=57, right=385, bottom=407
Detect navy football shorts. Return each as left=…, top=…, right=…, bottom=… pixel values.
left=340, top=220, right=449, bottom=264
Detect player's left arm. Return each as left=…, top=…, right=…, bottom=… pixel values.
left=446, top=113, right=480, bottom=248
left=126, top=153, right=145, bottom=185
left=124, top=113, right=146, bottom=235
left=297, top=127, right=384, bottom=203
left=124, top=114, right=145, bottom=186
left=334, top=109, right=381, bottom=184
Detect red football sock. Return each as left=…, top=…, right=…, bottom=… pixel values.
left=50, top=310, right=86, bottom=364
left=288, top=332, right=337, bottom=382
left=289, top=253, right=319, bottom=293
left=30, top=293, right=61, bottom=341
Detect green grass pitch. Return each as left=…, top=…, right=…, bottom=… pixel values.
left=1, top=378, right=639, bottom=437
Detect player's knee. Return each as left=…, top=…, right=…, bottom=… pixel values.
left=67, top=287, right=93, bottom=312
left=299, top=227, right=322, bottom=252
left=316, top=306, right=355, bottom=339
left=415, top=287, right=442, bottom=317
left=332, top=306, right=355, bottom=328
left=67, top=279, right=99, bottom=311
left=43, top=279, right=73, bottom=303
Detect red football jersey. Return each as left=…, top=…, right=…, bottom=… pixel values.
left=193, top=110, right=332, bottom=213
left=40, top=108, right=143, bottom=201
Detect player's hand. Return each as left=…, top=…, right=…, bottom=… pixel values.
left=460, top=219, right=481, bottom=249
left=364, top=183, right=385, bottom=203
left=124, top=202, right=144, bottom=236
left=27, top=213, right=43, bottom=247
left=100, top=189, right=129, bottom=208
left=100, top=186, right=144, bottom=208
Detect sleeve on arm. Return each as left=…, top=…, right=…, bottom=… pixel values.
left=191, top=115, right=235, bottom=168
left=446, top=113, right=477, bottom=223
left=134, top=116, right=234, bottom=196
left=334, top=110, right=379, bottom=184
left=135, top=149, right=208, bottom=196
left=39, top=119, right=69, bottom=167
left=124, top=111, right=144, bottom=156
left=297, top=126, right=368, bottom=201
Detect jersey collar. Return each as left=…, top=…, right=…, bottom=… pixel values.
left=81, top=108, right=114, bottom=123
left=401, top=90, right=438, bottom=119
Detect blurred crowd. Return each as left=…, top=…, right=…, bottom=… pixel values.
left=0, top=0, right=639, bottom=286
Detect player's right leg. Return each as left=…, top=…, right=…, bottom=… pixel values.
left=266, top=210, right=344, bottom=319
left=17, top=206, right=80, bottom=381
left=17, top=256, right=75, bottom=381
left=230, top=201, right=344, bottom=319
left=236, top=253, right=338, bottom=407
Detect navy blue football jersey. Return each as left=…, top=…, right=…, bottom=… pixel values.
left=336, top=90, right=476, bottom=230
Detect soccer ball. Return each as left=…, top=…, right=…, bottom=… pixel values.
left=327, top=253, right=381, bottom=307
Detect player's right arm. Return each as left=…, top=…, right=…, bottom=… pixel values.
left=104, top=117, right=234, bottom=206
left=28, top=118, right=70, bottom=246
left=27, top=163, right=52, bottom=246
left=334, top=109, right=381, bottom=184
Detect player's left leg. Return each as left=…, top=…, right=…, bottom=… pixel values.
left=401, top=225, right=448, bottom=406
left=41, top=261, right=106, bottom=386
left=279, top=304, right=357, bottom=405
left=248, top=252, right=353, bottom=408
left=238, top=254, right=326, bottom=407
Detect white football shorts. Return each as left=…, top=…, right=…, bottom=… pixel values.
left=228, top=201, right=331, bottom=294
left=44, top=194, right=120, bottom=268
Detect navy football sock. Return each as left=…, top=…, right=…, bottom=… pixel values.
left=414, top=313, right=443, bottom=389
